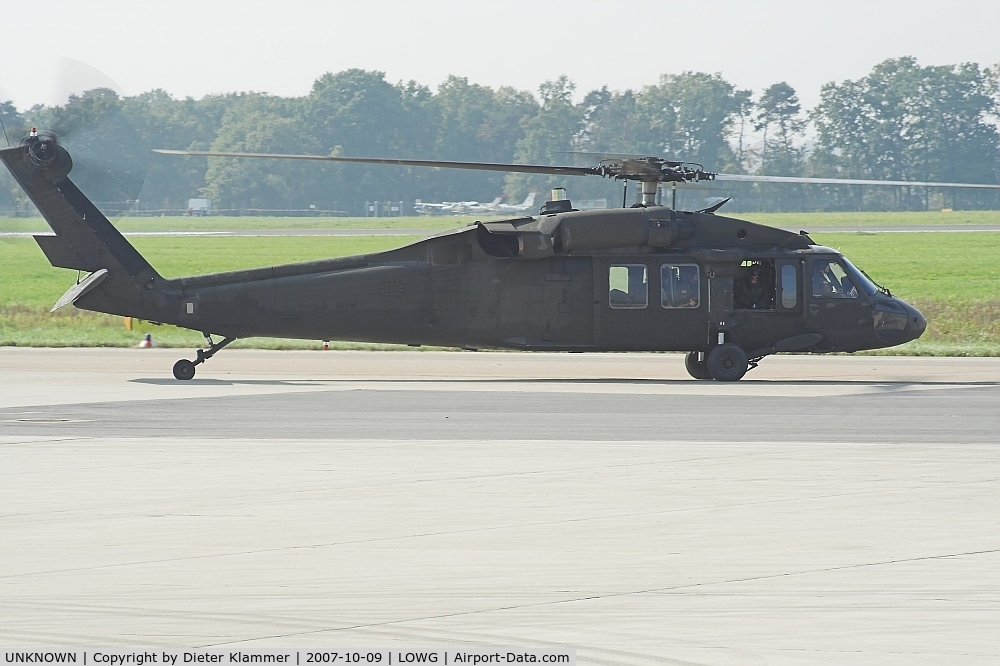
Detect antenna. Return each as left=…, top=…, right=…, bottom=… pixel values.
left=0, top=113, right=9, bottom=147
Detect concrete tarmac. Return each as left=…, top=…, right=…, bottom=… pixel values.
left=1, top=349, right=998, bottom=663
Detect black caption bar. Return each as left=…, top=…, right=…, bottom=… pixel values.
left=1, top=650, right=574, bottom=666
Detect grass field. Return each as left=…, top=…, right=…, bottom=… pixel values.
left=752, top=210, right=1000, bottom=229
left=2, top=210, right=999, bottom=234
left=1, top=231, right=997, bottom=354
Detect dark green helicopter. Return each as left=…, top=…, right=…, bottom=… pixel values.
left=6, top=134, right=997, bottom=381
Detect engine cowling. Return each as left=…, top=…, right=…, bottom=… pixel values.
left=476, top=208, right=697, bottom=259
left=558, top=210, right=695, bottom=251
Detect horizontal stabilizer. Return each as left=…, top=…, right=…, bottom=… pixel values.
left=52, top=269, right=109, bottom=312
left=34, top=234, right=100, bottom=272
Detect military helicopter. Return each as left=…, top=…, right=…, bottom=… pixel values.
left=5, top=134, right=999, bottom=381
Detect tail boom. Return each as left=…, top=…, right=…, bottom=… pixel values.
left=1, top=139, right=161, bottom=317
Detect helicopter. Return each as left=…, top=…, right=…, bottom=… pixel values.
left=5, top=133, right=999, bottom=381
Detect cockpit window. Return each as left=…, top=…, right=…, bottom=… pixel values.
left=609, top=264, right=648, bottom=309
left=812, top=259, right=858, bottom=299
left=841, top=257, right=879, bottom=297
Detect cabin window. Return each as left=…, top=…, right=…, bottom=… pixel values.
left=609, top=264, right=647, bottom=309
left=812, top=260, right=858, bottom=299
left=660, top=264, right=700, bottom=309
left=734, top=260, right=776, bottom=310
left=780, top=264, right=798, bottom=308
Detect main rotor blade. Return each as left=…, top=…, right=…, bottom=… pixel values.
left=154, top=149, right=999, bottom=189
left=152, top=149, right=599, bottom=177
left=715, top=173, right=1000, bottom=190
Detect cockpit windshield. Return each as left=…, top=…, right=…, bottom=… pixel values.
left=840, top=257, right=879, bottom=298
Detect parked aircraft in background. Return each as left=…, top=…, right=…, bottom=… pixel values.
left=496, top=192, right=536, bottom=214
left=414, top=195, right=529, bottom=215
left=413, top=199, right=454, bottom=214
left=413, top=198, right=498, bottom=215
left=462, top=197, right=503, bottom=214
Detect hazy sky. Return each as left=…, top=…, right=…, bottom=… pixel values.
left=2, top=0, right=998, bottom=111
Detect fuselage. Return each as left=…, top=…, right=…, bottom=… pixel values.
left=100, top=206, right=925, bottom=355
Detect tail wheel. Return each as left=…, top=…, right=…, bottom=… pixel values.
left=707, top=343, right=749, bottom=382
left=684, top=351, right=712, bottom=380
left=172, top=359, right=196, bottom=381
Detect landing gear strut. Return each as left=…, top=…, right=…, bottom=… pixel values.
left=172, top=334, right=236, bottom=380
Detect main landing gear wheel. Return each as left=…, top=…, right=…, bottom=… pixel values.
left=684, top=351, right=712, bottom=380
left=172, top=359, right=196, bottom=381
left=707, top=343, right=749, bottom=382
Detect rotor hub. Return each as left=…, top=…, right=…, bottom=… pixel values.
left=23, top=132, right=73, bottom=183
left=589, top=157, right=715, bottom=206
left=593, top=157, right=715, bottom=207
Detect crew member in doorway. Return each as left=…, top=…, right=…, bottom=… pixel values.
left=735, top=264, right=771, bottom=309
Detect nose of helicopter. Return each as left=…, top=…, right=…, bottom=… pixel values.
left=905, top=302, right=927, bottom=341
left=873, top=297, right=926, bottom=345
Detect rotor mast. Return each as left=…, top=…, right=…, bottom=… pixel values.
left=641, top=180, right=658, bottom=206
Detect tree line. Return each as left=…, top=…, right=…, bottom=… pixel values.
left=2, top=56, right=998, bottom=215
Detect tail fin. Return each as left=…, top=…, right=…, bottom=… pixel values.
left=521, top=192, right=536, bottom=207
left=489, top=196, right=502, bottom=207
left=1, top=137, right=160, bottom=312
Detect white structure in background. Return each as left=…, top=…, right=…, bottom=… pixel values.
left=187, top=198, right=211, bottom=216
left=366, top=201, right=405, bottom=217
left=575, top=199, right=608, bottom=210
